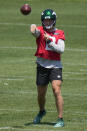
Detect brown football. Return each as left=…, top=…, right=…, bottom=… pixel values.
left=20, top=4, right=31, bottom=15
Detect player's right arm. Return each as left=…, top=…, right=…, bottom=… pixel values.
left=30, top=24, right=40, bottom=38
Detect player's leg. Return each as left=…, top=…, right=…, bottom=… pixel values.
left=33, top=85, right=47, bottom=124
left=52, top=80, right=64, bottom=127
left=52, top=80, right=64, bottom=118
left=50, top=68, right=64, bottom=127
left=37, top=85, right=47, bottom=111
left=33, top=64, right=49, bottom=124
left=36, top=64, right=49, bottom=111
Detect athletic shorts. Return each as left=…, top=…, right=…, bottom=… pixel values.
left=36, top=64, right=62, bottom=86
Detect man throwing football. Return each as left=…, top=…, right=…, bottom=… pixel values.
left=30, top=9, right=65, bottom=127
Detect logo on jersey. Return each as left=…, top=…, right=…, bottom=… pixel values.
left=53, top=33, right=59, bottom=35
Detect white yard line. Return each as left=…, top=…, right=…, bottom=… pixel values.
left=0, top=126, right=70, bottom=131
left=0, top=46, right=87, bottom=52
left=63, top=71, right=87, bottom=74
left=65, top=48, right=87, bottom=52
left=0, top=77, right=87, bottom=81
left=0, top=46, right=36, bottom=49
left=64, top=62, right=87, bottom=66
left=80, top=69, right=87, bottom=72
left=0, top=108, right=87, bottom=115
left=0, top=22, right=87, bottom=28
left=0, top=22, right=29, bottom=26
left=0, top=89, right=87, bottom=96
left=0, top=73, right=87, bottom=81
left=0, top=127, right=15, bottom=130
left=64, top=78, right=87, bottom=80
left=0, top=123, right=86, bottom=131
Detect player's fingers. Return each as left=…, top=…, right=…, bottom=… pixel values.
left=30, top=24, right=37, bottom=33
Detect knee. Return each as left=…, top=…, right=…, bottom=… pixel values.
left=52, top=81, right=61, bottom=97
left=53, top=88, right=61, bottom=98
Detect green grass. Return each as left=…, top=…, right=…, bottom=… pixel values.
left=0, top=0, right=87, bottom=131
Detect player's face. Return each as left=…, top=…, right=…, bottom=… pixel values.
left=43, top=19, right=54, bottom=27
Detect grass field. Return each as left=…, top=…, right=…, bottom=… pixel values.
left=0, top=0, right=87, bottom=131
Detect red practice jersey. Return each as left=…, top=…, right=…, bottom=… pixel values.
left=35, top=26, right=65, bottom=60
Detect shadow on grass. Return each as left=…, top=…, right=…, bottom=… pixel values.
left=12, top=125, right=24, bottom=129
left=24, top=122, right=56, bottom=126
left=10, top=121, right=55, bottom=130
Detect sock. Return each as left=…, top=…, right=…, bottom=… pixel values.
left=40, top=109, right=45, bottom=114
left=58, top=117, right=63, bottom=120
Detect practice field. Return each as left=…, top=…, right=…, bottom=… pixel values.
left=0, top=0, right=87, bottom=131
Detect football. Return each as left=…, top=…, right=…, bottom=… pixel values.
left=20, top=4, right=31, bottom=15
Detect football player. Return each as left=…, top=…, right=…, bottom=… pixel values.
left=30, top=9, right=65, bottom=127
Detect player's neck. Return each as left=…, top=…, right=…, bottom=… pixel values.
left=45, top=27, right=56, bottom=32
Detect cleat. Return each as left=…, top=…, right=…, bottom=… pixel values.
left=33, top=110, right=46, bottom=124
left=54, top=118, right=64, bottom=127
